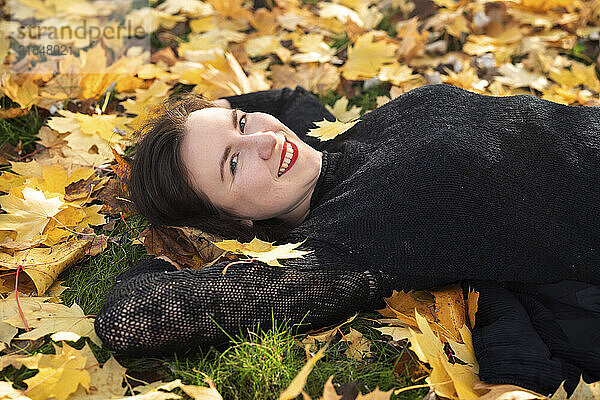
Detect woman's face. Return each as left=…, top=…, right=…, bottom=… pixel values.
left=180, top=107, right=322, bottom=222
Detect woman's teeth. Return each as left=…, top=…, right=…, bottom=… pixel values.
left=279, top=143, right=294, bottom=175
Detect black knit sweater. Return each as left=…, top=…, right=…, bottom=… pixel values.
left=95, top=84, right=600, bottom=396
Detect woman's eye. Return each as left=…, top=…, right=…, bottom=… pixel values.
left=239, top=114, right=246, bottom=133
left=230, top=153, right=239, bottom=176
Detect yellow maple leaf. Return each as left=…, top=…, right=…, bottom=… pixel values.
left=286, top=32, right=339, bottom=64
left=325, top=97, right=361, bottom=123
left=206, top=0, right=252, bottom=20
left=396, top=17, right=428, bottom=60
left=378, top=62, right=425, bottom=87
left=67, top=343, right=128, bottom=399
left=550, top=62, right=600, bottom=93
left=306, top=118, right=360, bottom=141
left=0, top=171, right=26, bottom=193
left=210, top=237, right=313, bottom=267
left=407, top=310, right=485, bottom=400
left=47, top=110, right=132, bottom=165
left=22, top=342, right=90, bottom=400
left=0, top=294, right=53, bottom=347
left=5, top=300, right=101, bottom=346
left=341, top=32, right=398, bottom=80
left=0, top=187, right=63, bottom=243
left=0, top=74, right=39, bottom=109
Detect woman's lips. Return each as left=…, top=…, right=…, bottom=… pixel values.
left=278, top=140, right=298, bottom=176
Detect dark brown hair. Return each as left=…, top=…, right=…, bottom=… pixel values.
left=126, top=92, right=292, bottom=242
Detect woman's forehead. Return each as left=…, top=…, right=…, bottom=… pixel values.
left=181, top=108, right=230, bottom=189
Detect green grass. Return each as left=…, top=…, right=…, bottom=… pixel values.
left=60, top=214, right=150, bottom=316
left=0, top=105, right=44, bottom=159
left=169, top=314, right=428, bottom=400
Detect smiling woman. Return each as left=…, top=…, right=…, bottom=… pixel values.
left=99, top=85, right=600, bottom=397
left=179, top=103, right=322, bottom=229
left=125, top=92, right=315, bottom=242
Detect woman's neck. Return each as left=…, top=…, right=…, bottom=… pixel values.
left=278, top=151, right=323, bottom=229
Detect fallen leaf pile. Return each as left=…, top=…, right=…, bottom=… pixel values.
left=0, top=0, right=599, bottom=397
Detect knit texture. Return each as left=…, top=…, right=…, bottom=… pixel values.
left=96, top=84, right=600, bottom=395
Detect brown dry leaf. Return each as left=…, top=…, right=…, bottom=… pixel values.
left=110, top=147, right=132, bottom=181
left=64, top=175, right=106, bottom=203
left=340, top=328, right=372, bottom=361
left=140, top=225, right=227, bottom=269
left=467, top=287, right=479, bottom=329
left=392, top=347, right=430, bottom=382
left=0, top=107, right=29, bottom=119
left=87, top=233, right=110, bottom=257
left=94, top=178, right=135, bottom=217
left=377, top=290, right=437, bottom=331
left=434, top=285, right=466, bottom=343
left=302, top=314, right=357, bottom=351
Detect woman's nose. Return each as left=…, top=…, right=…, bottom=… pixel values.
left=244, top=130, right=279, bottom=160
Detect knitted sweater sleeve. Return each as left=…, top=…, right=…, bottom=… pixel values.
left=94, top=251, right=390, bottom=356
left=220, top=86, right=336, bottom=151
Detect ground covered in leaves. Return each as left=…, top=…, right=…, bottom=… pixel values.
left=0, top=0, right=600, bottom=398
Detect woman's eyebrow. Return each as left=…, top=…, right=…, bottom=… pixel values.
left=220, top=144, right=232, bottom=183
left=219, top=109, right=240, bottom=183
left=232, top=108, right=238, bottom=130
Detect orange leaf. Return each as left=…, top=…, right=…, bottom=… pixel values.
left=110, top=147, right=131, bottom=181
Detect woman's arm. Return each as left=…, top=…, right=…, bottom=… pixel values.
left=94, top=256, right=390, bottom=356
left=218, top=86, right=337, bottom=151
